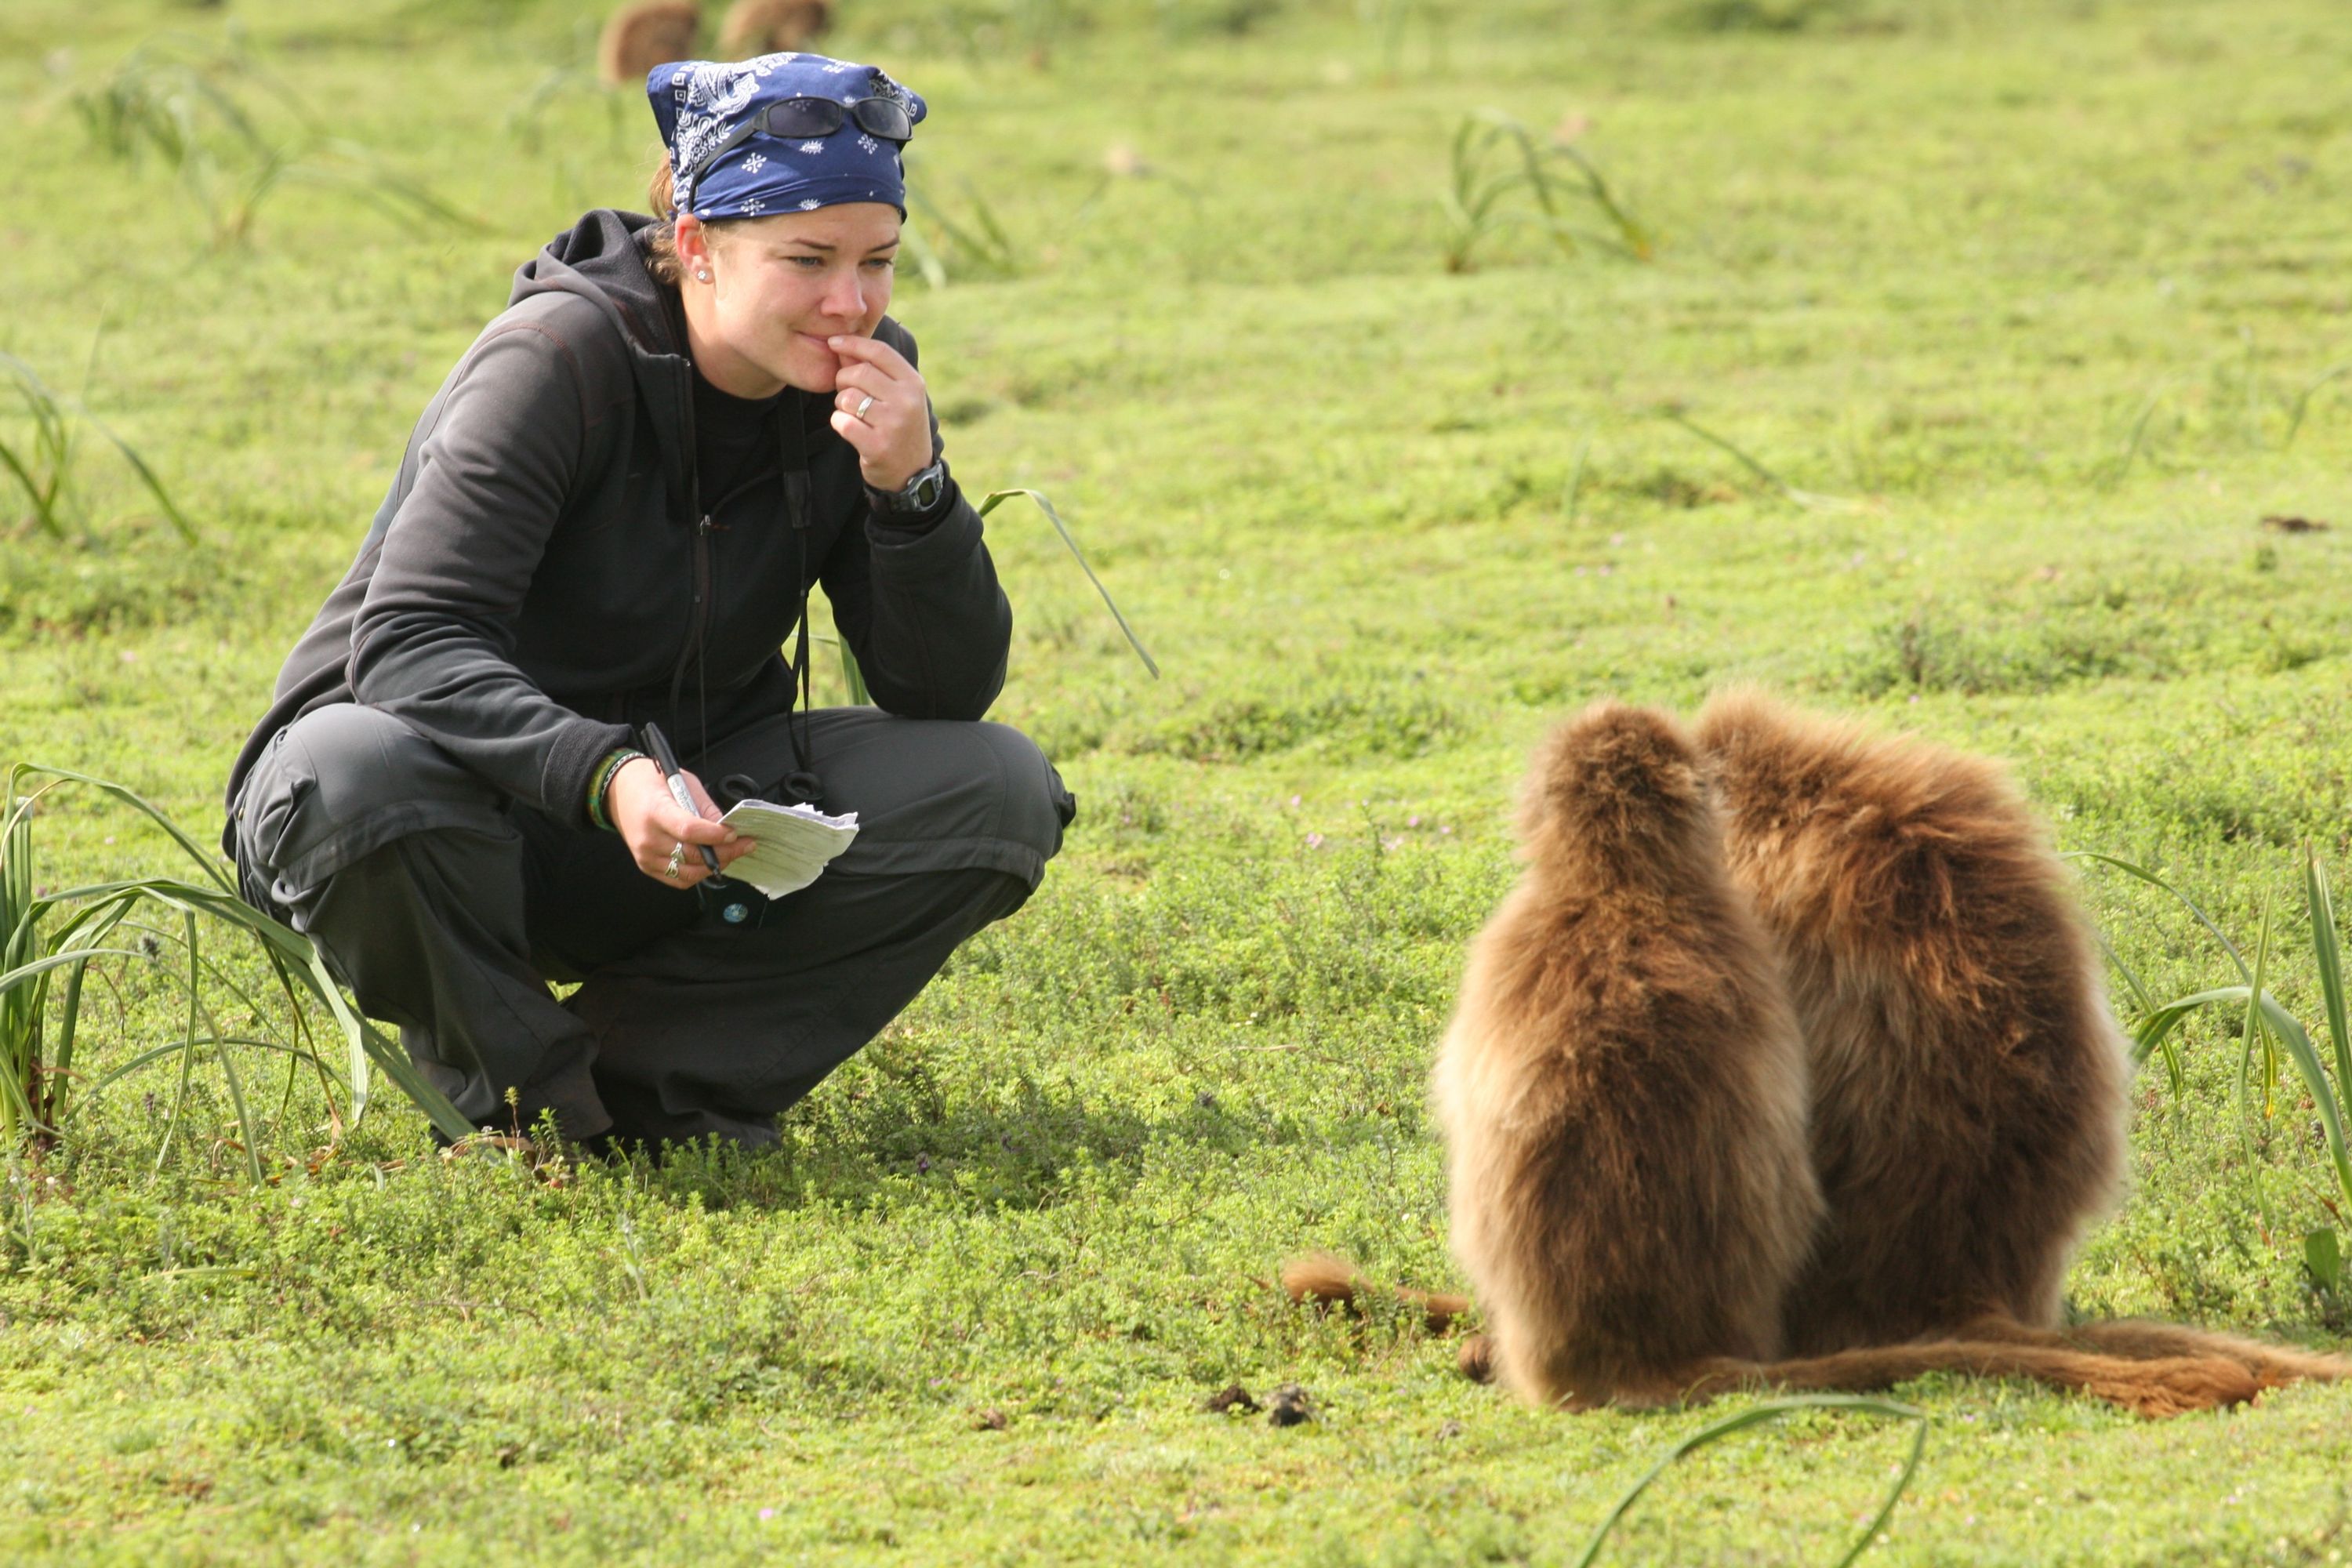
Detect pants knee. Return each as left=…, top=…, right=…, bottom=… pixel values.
left=234, top=705, right=506, bottom=900
left=974, top=721, right=1076, bottom=869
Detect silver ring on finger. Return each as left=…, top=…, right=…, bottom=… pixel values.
left=663, top=843, right=685, bottom=880
left=854, top=393, right=875, bottom=420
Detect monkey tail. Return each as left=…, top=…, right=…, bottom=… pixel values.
left=1280, top=1253, right=1471, bottom=1334
left=1942, top=1315, right=2352, bottom=1391
left=1683, top=1339, right=2261, bottom=1419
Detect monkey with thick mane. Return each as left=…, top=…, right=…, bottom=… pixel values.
left=1287, top=695, right=2348, bottom=1417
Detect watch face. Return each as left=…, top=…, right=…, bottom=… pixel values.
left=913, top=471, right=943, bottom=508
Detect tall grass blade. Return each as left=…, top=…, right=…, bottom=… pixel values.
left=2094, top=928, right=2182, bottom=1096
left=2143, top=980, right=2352, bottom=1215
left=0, top=355, right=191, bottom=543
left=1664, top=410, right=1861, bottom=512
left=2305, top=847, right=2352, bottom=1105
left=89, top=1035, right=339, bottom=1093
left=1563, top=436, right=1591, bottom=522
left=75, top=403, right=195, bottom=541
left=901, top=216, right=950, bottom=289
left=2065, top=851, right=2250, bottom=982
left=1572, top=1396, right=1928, bottom=1568
left=2106, top=383, right=2172, bottom=487
left=977, top=488, right=1160, bottom=677
left=2285, top=363, right=2347, bottom=448
left=179, top=910, right=263, bottom=1186
left=905, top=184, right=1020, bottom=281
left=2235, top=894, right=2281, bottom=1236
left=1551, top=140, right=1657, bottom=260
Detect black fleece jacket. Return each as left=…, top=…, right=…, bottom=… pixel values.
left=223, top=209, right=1011, bottom=851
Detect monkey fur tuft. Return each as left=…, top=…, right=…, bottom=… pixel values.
left=1280, top=1253, right=1468, bottom=1334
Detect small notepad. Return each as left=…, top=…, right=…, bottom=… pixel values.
left=716, top=800, right=860, bottom=899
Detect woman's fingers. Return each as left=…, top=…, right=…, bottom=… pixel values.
left=828, top=334, right=918, bottom=382
left=826, top=366, right=933, bottom=488
left=831, top=359, right=905, bottom=398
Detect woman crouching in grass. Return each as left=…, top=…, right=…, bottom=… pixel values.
left=220, top=55, right=1072, bottom=1152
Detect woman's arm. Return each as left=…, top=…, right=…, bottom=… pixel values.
left=818, top=325, right=1012, bottom=720
left=349, top=320, right=635, bottom=827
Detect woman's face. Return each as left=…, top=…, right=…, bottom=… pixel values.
left=679, top=203, right=901, bottom=398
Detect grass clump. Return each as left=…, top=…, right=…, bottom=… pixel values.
left=1438, top=108, right=1653, bottom=274
left=0, top=348, right=191, bottom=545
left=1, top=763, right=470, bottom=1173
left=72, top=30, right=478, bottom=245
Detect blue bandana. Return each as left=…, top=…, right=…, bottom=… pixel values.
left=647, top=53, right=926, bottom=222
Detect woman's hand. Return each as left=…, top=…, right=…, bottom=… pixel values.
left=827, top=335, right=932, bottom=493
left=607, top=757, right=757, bottom=889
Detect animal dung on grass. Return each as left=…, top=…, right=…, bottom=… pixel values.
left=1203, top=1383, right=1261, bottom=1415
left=1266, top=1384, right=1313, bottom=1427
left=720, top=0, right=832, bottom=56
left=599, top=2, right=702, bottom=88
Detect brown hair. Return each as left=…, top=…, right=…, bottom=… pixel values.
left=644, top=152, right=686, bottom=286
left=641, top=150, right=753, bottom=288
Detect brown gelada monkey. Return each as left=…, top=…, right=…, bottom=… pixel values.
left=598, top=2, right=703, bottom=88
left=1286, top=695, right=2350, bottom=1418
left=718, top=0, right=834, bottom=56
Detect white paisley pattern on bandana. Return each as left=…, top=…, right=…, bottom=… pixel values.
left=652, top=53, right=927, bottom=219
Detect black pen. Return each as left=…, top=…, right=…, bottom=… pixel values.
left=637, top=722, right=724, bottom=877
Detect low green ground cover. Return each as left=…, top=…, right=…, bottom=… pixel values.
left=5, top=0, right=2352, bottom=1560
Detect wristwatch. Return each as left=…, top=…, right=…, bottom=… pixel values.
left=869, top=459, right=948, bottom=515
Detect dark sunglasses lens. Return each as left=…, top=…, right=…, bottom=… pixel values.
left=850, top=100, right=913, bottom=142
left=758, top=98, right=848, bottom=137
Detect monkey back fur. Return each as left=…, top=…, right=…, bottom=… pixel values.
left=1695, top=687, right=2132, bottom=1354
left=1430, top=700, right=1825, bottom=1409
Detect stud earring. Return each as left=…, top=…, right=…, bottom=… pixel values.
left=695, top=269, right=711, bottom=283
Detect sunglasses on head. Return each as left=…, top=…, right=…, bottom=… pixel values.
left=682, top=96, right=916, bottom=209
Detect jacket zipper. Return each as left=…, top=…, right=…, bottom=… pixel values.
left=662, top=356, right=706, bottom=731
left=666, top=511, right=714, bottom=726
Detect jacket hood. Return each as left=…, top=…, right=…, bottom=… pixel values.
left=511, top=209, right=695, bottom=515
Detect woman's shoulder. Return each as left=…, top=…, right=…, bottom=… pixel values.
left=453, top=289, right=641, bottom=414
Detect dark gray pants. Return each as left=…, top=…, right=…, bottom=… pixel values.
left=230, top=705, right=1073, bottom=1145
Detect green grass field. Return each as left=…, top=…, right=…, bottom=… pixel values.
left=5, top=0, right=2352, bottom=1560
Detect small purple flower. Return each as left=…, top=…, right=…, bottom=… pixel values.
left=759, top=1508, right=776, bottom=1522
left=1289, top=794, right=1301, bottom=808
left=1407, top=815, right=1421, bottom=827
left=1305, top=833, right=1325, bottom=850
left=1439, top=825, right=1454, bottom=835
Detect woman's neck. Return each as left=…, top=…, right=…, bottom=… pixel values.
left=678, top=285, right=786, bottom=400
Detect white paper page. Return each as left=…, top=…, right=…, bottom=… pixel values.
left=716, top=800, right=860, bottom=900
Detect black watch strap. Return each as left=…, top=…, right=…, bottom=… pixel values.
left=869, top=459, right=948, bottom=515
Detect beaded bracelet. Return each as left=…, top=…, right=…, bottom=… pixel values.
left=586, top=748, right=648, bottom=833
